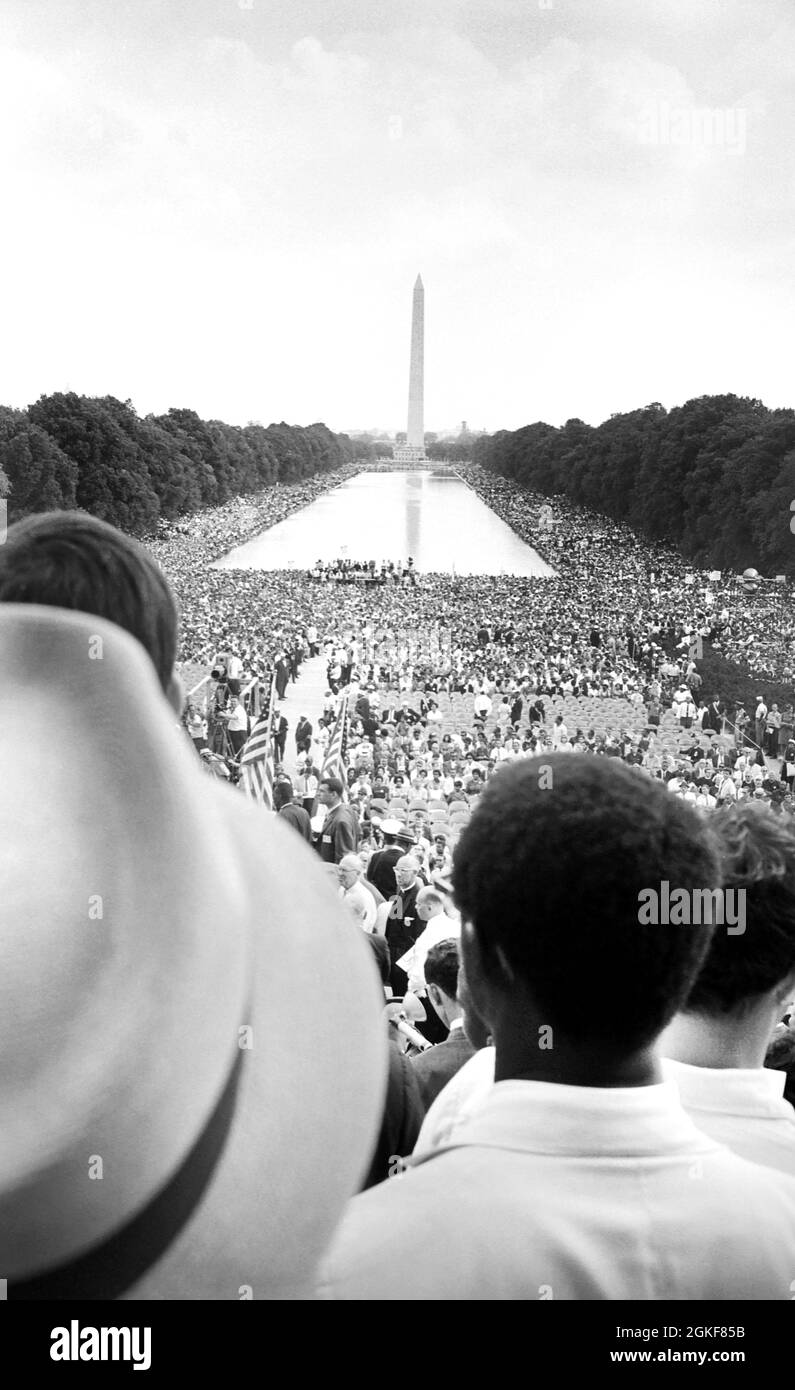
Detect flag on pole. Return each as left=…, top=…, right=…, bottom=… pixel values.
left=320, top=690, right=350, bottom=799
left=239, top=671, right=276, bottom=809
left=245, top=676, right=261, bottom=719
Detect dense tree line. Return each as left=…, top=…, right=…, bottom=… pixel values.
left=426, top=431, right=480, bottom=463
left=472, top=395, right=795, bottom=577
left=0, top=394, right=381, bottom=534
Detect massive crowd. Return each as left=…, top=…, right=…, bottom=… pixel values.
left=466, top=466, right=795, bottom=685
left=4, top=499, right=795, bottom=1304
left=151, top=462, right=363, bottom=564
left=150, top=464, right=795, bottom=826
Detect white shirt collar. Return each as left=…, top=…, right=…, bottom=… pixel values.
left=414, top=1078, right=716, bottom=1163
left=662, top=1057, right=791, bottom=1119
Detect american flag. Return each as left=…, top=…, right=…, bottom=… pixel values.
left=320, top=690, right=350, bottom=800
left=239, top=671, right=276, bottom=809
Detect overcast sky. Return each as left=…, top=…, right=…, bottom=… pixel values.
left=1, top=0, right=793, bottom=434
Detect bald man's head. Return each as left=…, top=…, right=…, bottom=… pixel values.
left=416, top=886, right=445, bottom=919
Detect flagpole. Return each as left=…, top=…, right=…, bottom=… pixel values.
left=320, top=688, right=350, bottom=798
left=239, top=669, right=277, bottom=809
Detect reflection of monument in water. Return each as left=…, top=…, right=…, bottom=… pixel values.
left=393, top=273, right=427, bottom=463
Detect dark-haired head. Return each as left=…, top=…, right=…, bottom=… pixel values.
left=452, top=755, right=719, bottom=1070
left=319, top=775, right=345, bottom=801
left=424, top=938, right=462, bottom=1003
left=685, top=804, right=795, bottom=1016
left=273, top=779, right=295, bottom=811
left=0, top=511, right=179, bottom=700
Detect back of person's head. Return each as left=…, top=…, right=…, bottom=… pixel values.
left=416, top=886, right=445, bottom=916
left=685, top=804, right=795, bottom=1017
left=273, top=778, right=295, bottom=811
left=338, top=853, right=362, bottom=878
left=321, top=775, right=345, bottom=800
left=452, top=755, right=719, bottom=1052
left=0, top=511, right=178, bottom=696
left=424, top=938, right=461, bottom=1003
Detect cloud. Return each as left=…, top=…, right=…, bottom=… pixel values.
left=0, top=1, right=794, bottom=431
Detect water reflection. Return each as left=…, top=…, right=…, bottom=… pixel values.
left=212, top=470, right=555, bottom=577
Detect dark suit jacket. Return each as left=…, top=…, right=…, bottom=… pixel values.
left=295, top=718, right=313, bottom=747
left=318, top=801, right=359, bottom=863
left=367, top=846, right=401, bottom=899
left=409, top=1027, right=476, bottom=1109
left=384, top=883, right=422, bottom=994
left=278, top=803, right=312, bottom=841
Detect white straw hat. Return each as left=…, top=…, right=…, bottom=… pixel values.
left=0, top=605, right=386, bottom=1299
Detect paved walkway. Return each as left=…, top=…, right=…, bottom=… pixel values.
left=274, top=655, right=330, bottom=778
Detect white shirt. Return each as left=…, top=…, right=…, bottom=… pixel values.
left=227, top=703, right=249, bottom=732
left=695, top=792, right=716, bottom=809
left=663, top=1058, right=795, bottom=1176
left=413, top=1046, right=496, bottom=1156
left=296, top=771, right=318, bottom=799
left=318, top=1078, right=795, bottom=1300
left=340, top=882, right=376, bottom=932
left=397, top=910, right=462, bottom=994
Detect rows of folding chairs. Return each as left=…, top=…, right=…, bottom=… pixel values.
left=362, top=786, right=472, bottom=839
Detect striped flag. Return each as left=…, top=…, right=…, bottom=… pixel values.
left=239, top=671, right=276, bottom=809
left=320, top=690, right=350, bottom=799
left=244, top=675, right=261, bottom=719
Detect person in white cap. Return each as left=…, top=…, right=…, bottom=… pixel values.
left=295, top=757, right=320, bottom=816
left=366, top=819, right=404, bottom=899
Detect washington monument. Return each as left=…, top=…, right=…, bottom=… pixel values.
left=395, top=273, right=426, bottom=462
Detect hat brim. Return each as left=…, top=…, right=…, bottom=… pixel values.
left=378, top=819, right=403, bottom=835
left=1, top=606, right=386, bottom=1297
